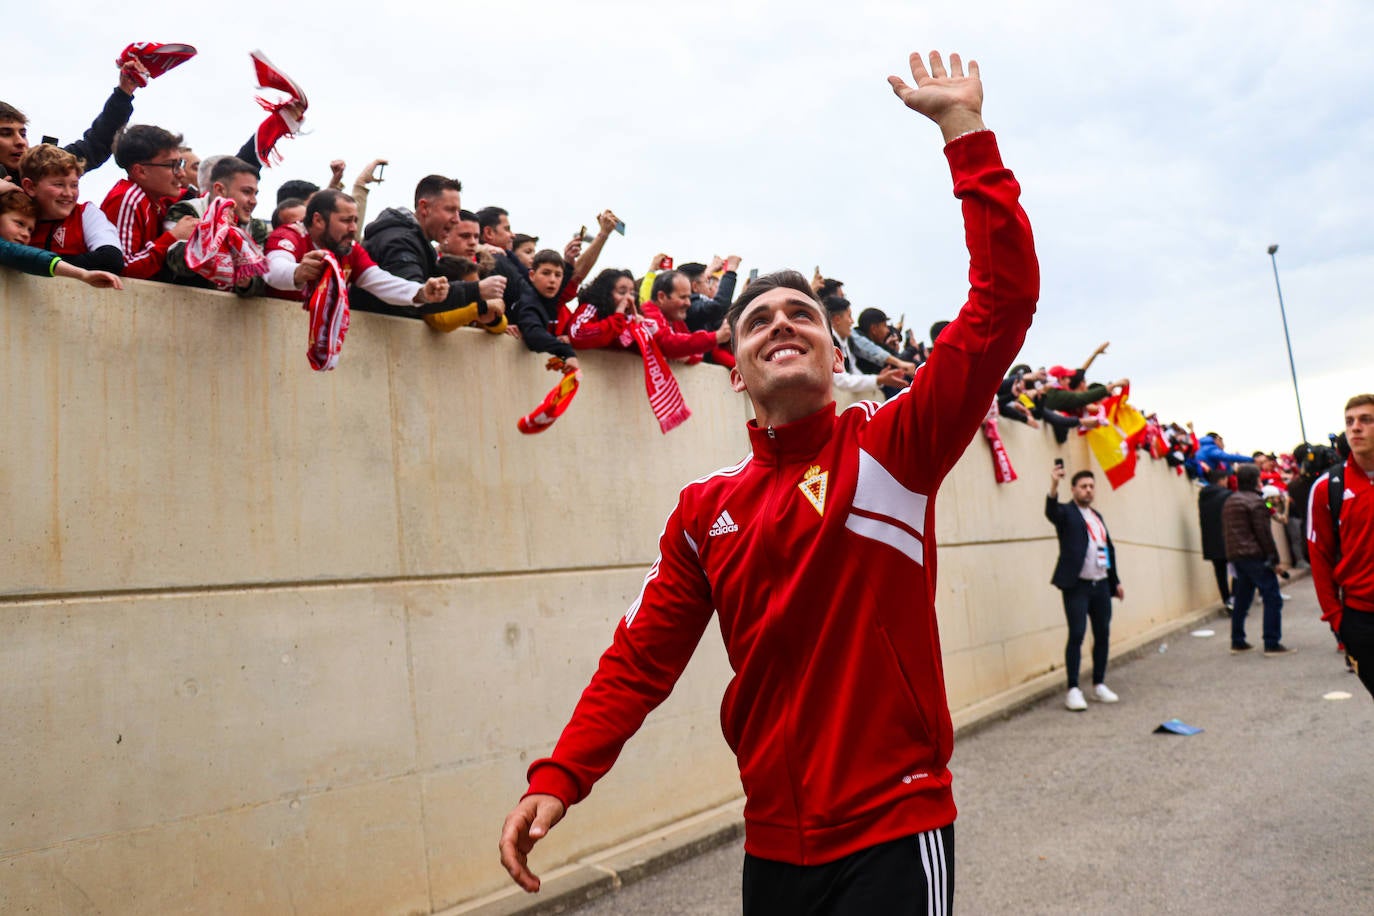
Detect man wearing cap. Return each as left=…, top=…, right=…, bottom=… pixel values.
left=825, top=295, right=911, bottom=396
left=851, top=307, right=917, bottom=375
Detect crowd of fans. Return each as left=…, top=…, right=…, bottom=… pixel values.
left=0, top=51, right=1348, bottom=471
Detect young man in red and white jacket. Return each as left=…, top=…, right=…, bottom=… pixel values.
left=1308, top=394, right=1374, bottom=699
left=500, top=50, right=1039, bottom=913
left=100, top=125, right=199, bottom=279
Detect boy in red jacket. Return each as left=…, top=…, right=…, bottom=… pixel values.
left=500, top=49, right=1039, bottom=914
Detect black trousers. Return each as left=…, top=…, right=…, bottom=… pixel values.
left=1340, top=609, right=1374, bottom=700
left=1210, top=558, right=1231, bottom=604
left=743, top=826, right=954, bottom=916
left=1062, top=578, right=1112, bottom=689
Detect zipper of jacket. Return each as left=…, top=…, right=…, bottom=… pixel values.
left=760, top=451, right=808, bottom=858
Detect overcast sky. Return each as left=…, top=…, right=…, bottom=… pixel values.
left=15, top=0, right=1371, bottom=455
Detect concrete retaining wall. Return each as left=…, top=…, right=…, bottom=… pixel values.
left=0, top=274, right=1214, bottom=914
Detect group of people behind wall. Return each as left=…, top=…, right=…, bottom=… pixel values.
left=1046, top=403, right=1374, bottom=717
left=1193, top=401, right=1374, bottom=697
left=5, top=55, right=1369, bottom=712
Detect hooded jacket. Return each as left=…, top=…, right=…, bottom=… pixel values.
left=353, top=207, right=483, bottom=320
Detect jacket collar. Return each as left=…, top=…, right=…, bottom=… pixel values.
left=747, top=402, right=836, bottom=465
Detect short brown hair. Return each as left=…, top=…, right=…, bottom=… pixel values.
left=0, top=102, right=27, bottom=124
left=19, top=144, right=83, bottom=183
left=530, top=249, right=565, bottom=272
left=0, top=188, right=38, bottom=220
left=725, top=269, right=828, bottom=339
left=1346, top=394, right=1374, bottom=412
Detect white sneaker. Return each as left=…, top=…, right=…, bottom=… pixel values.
left=1066, top=687, right=1087, bottom=711
left=1092, top=683, right=1119, bottom=703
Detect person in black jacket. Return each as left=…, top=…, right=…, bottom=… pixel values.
left=0, top=58, right=149, bottom=188
left=678, top=256, right=741, bottom=332
left=353, top=174, right=506, bottom=323
left=1047, top=464, right=1124, bottom=711
left=1197, top=465, right=1234, bottom=610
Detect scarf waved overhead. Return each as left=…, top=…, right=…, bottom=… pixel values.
left=304, top=251, right=349, bottom=371
left=626, top=319, right=690, bottom=433
left=517, top=360, right=582, bottom=434
left=249, top=50, right=308, bottom=166
left=115, top=42, right=197, bottom=86
left=183, top=198, right=267, bottom=291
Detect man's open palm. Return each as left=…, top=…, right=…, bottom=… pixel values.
left=888, top=51, right=983, bottom=125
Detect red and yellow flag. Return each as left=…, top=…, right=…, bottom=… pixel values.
left=1086, top=385, right=1146, bottom=489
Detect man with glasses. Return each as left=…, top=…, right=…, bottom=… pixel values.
left=100, top=125, right=199, bottom=279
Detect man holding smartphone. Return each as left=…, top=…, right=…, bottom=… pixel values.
left=1047, top=462, right=1124, bottom=711
left=500, top=49, right=1039, bottom=914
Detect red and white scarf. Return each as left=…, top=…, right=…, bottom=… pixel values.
left=981, top=397, right=1017, bottom=484
left=250, top=50, right=308, bottom=166
left=304, top=251, right=349, bottom=371
left=627, top=319, right=690, bottom=433
left=115, top=42, right=197, bottom=85
left=184, top=197, right=267, bottom=291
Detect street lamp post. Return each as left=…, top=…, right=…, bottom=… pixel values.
left=1266, top=244, right=1308, bottom=444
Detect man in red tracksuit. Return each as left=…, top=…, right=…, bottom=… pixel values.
left=500, top=50, right=1039, bottom=914
left=1308, top=394, right=1374, bottom=698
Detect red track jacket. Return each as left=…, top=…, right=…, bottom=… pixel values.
left=1308, top=455, right=1374, bottom=633
left=526, top=130, right=1039, bottom=865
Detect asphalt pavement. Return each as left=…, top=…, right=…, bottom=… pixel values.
left=566, top=576, right=1373, bottom=915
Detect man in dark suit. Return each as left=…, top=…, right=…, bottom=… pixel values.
left=1047, top=464, right=1124, bottom=711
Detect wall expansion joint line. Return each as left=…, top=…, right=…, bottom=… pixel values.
left=0, top=563, right=652, bottom=607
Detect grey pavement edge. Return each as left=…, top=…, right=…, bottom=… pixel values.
left=451, top=574, right=1374, bottom=915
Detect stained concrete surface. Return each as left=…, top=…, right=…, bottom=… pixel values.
left=566, top=577, right=1372, bottom=915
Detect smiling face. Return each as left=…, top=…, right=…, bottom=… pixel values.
left=213, top=171, right=259, bottom=223
left=655, top=275, right=692, bottom=322
left=0, top=209, right=35, bottom=245
left=24, top=169, right=80, bottom=221
left=131, top=148, right=185, bottom=200
left=728, top=286, right=842, bottom=427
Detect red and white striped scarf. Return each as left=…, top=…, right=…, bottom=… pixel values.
left=250, top=50, right=308, bottom=166
left=184, top=197, right=267, bottom=291
left=981, top=397, right=1017, bottom=484
left=115, top=42, right=197, bottom=85
left=627, top=319, right=690, bottom=433
left=304, top=251, right=349, bottom=371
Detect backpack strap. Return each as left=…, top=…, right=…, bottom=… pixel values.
left=1328, top=464, right=1345, bottom=562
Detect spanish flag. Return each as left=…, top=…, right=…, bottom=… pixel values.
left=1086, top=386, right=1147, bottom=489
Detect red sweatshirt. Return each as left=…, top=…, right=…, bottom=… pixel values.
left=525, top=131, right=1038, bottom=866
left=101, top=178, right=179, bottom=279
left=1307, top=455, right=1374, bottom=633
